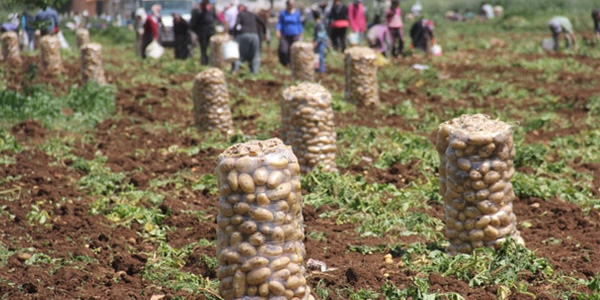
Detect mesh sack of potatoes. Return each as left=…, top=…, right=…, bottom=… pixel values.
left=80, top=43, right=107, bottom=84
left=344, top=47, right=379, bottom=106
left=436, top=114, right=525, bottom=255
left=40, top=35, right=63, bottom=77
left=290, top=42, right=314, bottom=82
left=1, top=31, right=22, bottom=71
left=192, top=68, right=234, bottom=136
left=76, top=28, right=90, bottom=49
left=215, top=138, right=316, bottom=300
left=209, top=34, right=229, bottom=69
left=281, top=83, right=338, bottom=173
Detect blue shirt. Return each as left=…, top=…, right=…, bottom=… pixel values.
left=276, top=10, right=303, bottom=36
left=35, top=8, right=59, bottom=33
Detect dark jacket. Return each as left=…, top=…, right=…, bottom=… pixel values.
left=174, top=18, right=189, bottom=35
left=190, top=7, right=218, bottom=35
left=234, top=11, right=265, bottom=35
left=328, top=4, right=348, bottom=22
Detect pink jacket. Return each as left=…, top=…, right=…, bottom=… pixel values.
left=348, top=2, right=366, bottom=32
left=386, top=7, right=403, bottom=29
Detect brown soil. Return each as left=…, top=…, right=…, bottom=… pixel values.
left=1, top=44, right=600, bottom=299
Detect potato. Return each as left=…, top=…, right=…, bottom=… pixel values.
left=241, top=257, right=269, bottom=272
left=238, top=173, right=256, bottom=194
left=239, top=220, right=258, bottom=235
left=483, top=171, right=501, bottom=184
left=233, top=270, right=246, bottom=298
left=246, top=267, right=272, bottom=285
left=267, top=171, right=284, bottom=188
left=286, top=275, right=305, bottom=290
left=238, top=242, right=257, bottom=257
left=226, top=171, right=239, bottom=191
left=253, top=167, right=269, bottom=186
left=457, top=158, right=471, bottom=171
left=249, top=207, right=274, bottom=222
left=266, top=182, right=292, bottom=201
left=258, top=282, right=270, bottom=296
left=268, top=280, right=286, bottom=296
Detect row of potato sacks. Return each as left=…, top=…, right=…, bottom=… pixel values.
left=290, top=42, right=314, bottom=82
left=436, top=114, right=525, bottom=255
left=281, top=83, right=337, bottom=173
left=344, top=47, right=379, bottom=106
left=215, top=138, right=316, bottom=300
left=192, top=68, right=235, bottom=137
left=209, top=34, right=231, bottom=69
left=1, top=31, right=22, bottom=72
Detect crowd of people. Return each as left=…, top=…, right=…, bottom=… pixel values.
left=1, top=1, right=596, bottom=73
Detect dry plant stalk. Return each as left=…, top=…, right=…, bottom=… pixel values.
left=290, top=42, right=314, bottom=82
left=209, top=34, right=230, bottom=69
left=281, top=83, right=337, bottom=173
left=1, top=31, right=22, bottom=71
left=81, top=43, right=107, bottom=84
left=344, top=47, right=379, bottom=106
left=436, top=114, right=524, bottom=255
left=192, top=68, right=234, bottom=136
left=215, top=138, right=315, bottom=300
left=40, top=35, right=63, bottom=77
left=76, top=28, right=90, bottom=49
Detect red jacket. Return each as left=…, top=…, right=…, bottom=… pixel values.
left=144, top=15, right=159, bottom=39
left=348, top=2, right=366, bottom=32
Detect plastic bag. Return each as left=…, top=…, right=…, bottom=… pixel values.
left=19, top=30, right=28, bottom=50
left=145, top=40, right=164, bottom=59
left=431, top=44, right=442, bottom=56
left=347, top=32, right=360, bottom=46
left=57, top=31, right=70, bottom=50
left=542, top=38, right=555, bottom=51
left=221, top=40, right=239, bottom=63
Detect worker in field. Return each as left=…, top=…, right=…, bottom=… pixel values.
left=592, top=9, right=600, bottom=39
left=191, top=0, right=219, bottom=65
left=172, top=12, right=191, bottom=59
left=548, top=16, right=577, bottom=51
left=231, top=3, right=265, bottom=74
left=276, top=0, right=303, bottom=66
left=141, top=4, right=163, bottom=59
left=366, top=24, right=392, bottom=57
left=409, top=18, right=435, bottom=54
left=34, top=6, right=59, bottom=36
left=385, top=0, right=404, bottom=57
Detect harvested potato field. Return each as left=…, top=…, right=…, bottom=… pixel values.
left=1, top=9, right=600, bottom=300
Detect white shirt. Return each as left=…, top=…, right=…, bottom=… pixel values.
left=482, top=4, right=494, bottom=19
left=225, top=6, right=239, bottom=30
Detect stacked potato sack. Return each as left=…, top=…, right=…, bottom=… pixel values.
left=215, top=138, right=315, bottom=300
left=192, top=68, right=234, bottom=136
left=281, top=83, right=337, bottom=173
left=209, top=34, right=229, bottom=69
left=76, top=28, right=90, bottom=49
left=436, top=114, right=525, bottom=255
left=290, top=42, right=314, bottom=82
left=344, top=47, right=379, bottom=106
left=80, top=43, right=107, bottom=84
left=1, top=31, right=22, bottom=71
left=40, top=35, right=63, bottom=76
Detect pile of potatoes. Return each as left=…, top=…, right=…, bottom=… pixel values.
left=80, top=43, right=107, bottom=84
left=1, top=31, right=22, bottom=71
left=215, top=138, right=315, bottom=300
left=436, top=114, right=524, bottom=255
left=192, top=68, right=234, bottom=137
left=76, top=28, right=90, bottom=49
left=281, top=83, right=337, bottom=173
left=344, top=47, right=379, bottom=106
left=40, top=35, right=63, bottom=77
left=290, top=42, right=314, bottom=82
left=209, top=34, right=230, bottom=69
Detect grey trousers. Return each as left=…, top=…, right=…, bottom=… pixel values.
left=233, top=32, right=261, bottom=74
